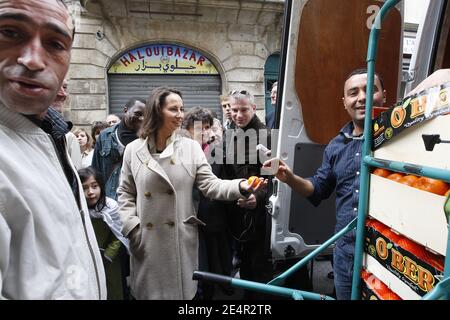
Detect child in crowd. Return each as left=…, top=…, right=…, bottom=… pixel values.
left=74, top=128, right=94, bottom=168
left=78, top=166, right=129, bottom=300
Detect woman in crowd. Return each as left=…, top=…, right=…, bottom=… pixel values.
left=210, top=118, right=223, bottom=147
left=181, top=106, right=213, bottom=150
left=182, top=108, right=235, bottom=299
left=91, top=121, right=109, bottom=146
left=79, top=166, right=129, bottom=300
left=74, top=128, right=94, bottom=168
left=118, top=87, right=266, bottom=300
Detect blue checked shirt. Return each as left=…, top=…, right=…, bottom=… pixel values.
left=306, top=122, right=363, bottom=253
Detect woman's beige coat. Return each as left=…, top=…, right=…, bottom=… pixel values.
left=118, top=135, right=243, bottom=299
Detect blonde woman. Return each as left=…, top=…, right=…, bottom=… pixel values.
left=74, top=128, right=94, bottom=168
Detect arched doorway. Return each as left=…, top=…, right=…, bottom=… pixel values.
left=107, top=43, right=222, bottom=117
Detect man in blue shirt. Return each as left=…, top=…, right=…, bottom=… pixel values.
left=264, top=69, right=386, bottom=299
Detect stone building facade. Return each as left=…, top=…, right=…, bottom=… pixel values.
left=64, top=0, right=284, bottom=127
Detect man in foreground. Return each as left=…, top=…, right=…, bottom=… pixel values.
left=0, top=0, right=106, bottom=299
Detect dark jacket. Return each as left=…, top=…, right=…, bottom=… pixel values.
left=265, top=109, right=275, bottom=129
left=221, top=115, right=271, bottom=242
left=92, top=124, right=123, bottom=200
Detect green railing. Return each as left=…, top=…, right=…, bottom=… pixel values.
left=352, top=0, right=450, bottom=300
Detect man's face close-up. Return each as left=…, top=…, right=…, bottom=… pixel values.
left=231, top=97, right=256, bottom=128
left=0, top=0, right=73, bottom=115
left=343, top=73, right=385, bottom=125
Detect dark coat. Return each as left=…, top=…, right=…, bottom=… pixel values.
left=221, top=115, right=271, bottom=242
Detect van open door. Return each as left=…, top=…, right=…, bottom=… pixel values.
left=270, top=0, right=403, bottom=261
left=405, top=0, right=450, bottom=93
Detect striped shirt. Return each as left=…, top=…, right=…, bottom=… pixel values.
left=307, top=121, right=363, bottom=253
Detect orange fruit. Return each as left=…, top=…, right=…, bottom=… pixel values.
left=444, top=189, right=450, bottom=197
left=381, top=291, right=402, bottom=300
left=422, top=249, right=445, bottom=271
left=366, top=219, right=402, bottom=244
left=386, top=173, right=405, bottom=182
left=396, top=235, right=444, bottom=271
left=247, top=176, right=261, bottom=187
left=361, top=269, right=402, bottom=300
left=380, top=228, right=403, bottom=244
left=365, top=218, right=388, bottom=233
left=373, top=168, right=392, bottom=178
left=398, top=175, right=419, bottom=187
left=397, top=236, right=427, bottom=261
left=412, top=177, right=449, bottom=196
left=361, top=269, right=370, bottom=280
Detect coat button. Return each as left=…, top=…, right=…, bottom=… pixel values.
left=146, top=222, right=154, bottom=230
left=167, top=189, right=174, bottom=195
left=144, top=192, right=152, bottom=198
left=165, top=220, right=175, bottom=227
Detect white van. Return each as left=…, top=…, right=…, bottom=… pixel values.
left=404, top=0, right=450, bottom=93
left=270, top=0, right=449, bottom=290
left=270, top=0, right=404, bottom=261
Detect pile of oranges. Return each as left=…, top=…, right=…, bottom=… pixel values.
left=366, top=218, right=445, bottom=271
left=372, top=168, right=450, bottom=196
left=361, top=269, right=401, bottom=300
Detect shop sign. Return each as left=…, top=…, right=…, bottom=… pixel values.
left=108, top=44, right=219, bottom=75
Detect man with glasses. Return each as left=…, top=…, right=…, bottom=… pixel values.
left=220, top=89, right=273, bottom=299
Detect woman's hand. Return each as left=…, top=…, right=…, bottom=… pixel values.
left=237, top=194, right=257, bottom=209
left=239, top=177, right=268, bottom=194
left=128, top=225, right=144, bottom=260
left=262, top=158, right=293, bottom=183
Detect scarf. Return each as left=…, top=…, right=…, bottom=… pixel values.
left=89, top=197, right=129, bottom=249
left=117, top=120, right=138, bottom=146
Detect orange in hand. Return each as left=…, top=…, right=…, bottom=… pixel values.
left=247, top=176, right=262, bottom=187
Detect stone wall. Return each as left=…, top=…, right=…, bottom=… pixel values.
left=65, top=0, right=284, bottom=126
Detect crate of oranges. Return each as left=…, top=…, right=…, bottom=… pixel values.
left=364, top=218, right=444, bottom=299
left=361, top=269, right=401, bottom=300
left=368, top=168, right=449, bottom=256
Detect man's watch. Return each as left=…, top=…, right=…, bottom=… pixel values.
left=238, top=179, right=251, bottom=198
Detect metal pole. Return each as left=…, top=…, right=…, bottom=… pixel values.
left=351, top=0, right=402, bottom=300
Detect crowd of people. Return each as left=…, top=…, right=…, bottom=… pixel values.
left=1, top=0, right=450, bottom=301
